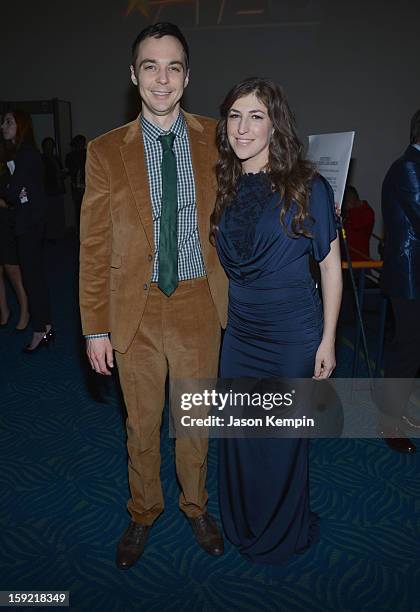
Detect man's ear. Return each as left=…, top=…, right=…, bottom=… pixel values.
left=130, top=65, right=138, bottom=86
left=183, top=69, right=190, bottom=89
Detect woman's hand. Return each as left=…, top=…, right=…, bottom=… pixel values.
left=334, top=202, right=341, bottom=217
left=0, top=198, right=8, bottom=208
left=313, top=338, right=336, bottom=379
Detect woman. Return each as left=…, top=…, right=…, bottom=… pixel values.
left=211, top=78, right=342, bottom=564
left=1, top=111, right=54, bottom=351
left=0, top=134, right=29, bottom=330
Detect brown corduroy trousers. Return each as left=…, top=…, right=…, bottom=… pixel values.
left=115, top=278, right=221, bottom=525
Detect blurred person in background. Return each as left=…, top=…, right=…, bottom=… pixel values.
left=65, top=134, right=86, bottom=233
left=1, top=110, right=54, bottom=351
left=379, top=109, right=420, bottom=453
left=41, top=137, right=66, bottom=240
left=0, top=129, right=29, bottom=330
left=341, top=185, right=375, bottom=261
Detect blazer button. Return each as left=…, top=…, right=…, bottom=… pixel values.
left=148, top=254, right=153, bottom=261
left=143, top=283, right=148, bottom=290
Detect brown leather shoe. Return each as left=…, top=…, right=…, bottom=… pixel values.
left=188, top=512, right=224, bottom=556
left=116, top=520, right=151, bottom=569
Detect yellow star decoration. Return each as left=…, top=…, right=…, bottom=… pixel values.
left=125, top=0, right=150, bottom=17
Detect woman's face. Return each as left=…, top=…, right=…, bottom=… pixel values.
left=227, top=92, right=273, bottom=173
left=1, top=113, right=17, bottom=142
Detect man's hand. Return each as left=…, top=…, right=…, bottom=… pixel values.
left=86, top=337, right=114, bottom=375
left=0, top=198, right=8, bottom=209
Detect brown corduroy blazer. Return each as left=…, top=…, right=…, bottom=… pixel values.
left=79, top=111, right=228, bottom=354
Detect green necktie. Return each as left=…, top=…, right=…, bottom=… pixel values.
left=158, top=133, right=178, bottom=296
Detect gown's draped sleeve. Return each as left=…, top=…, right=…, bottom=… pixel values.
left=309, top=175, right=338, bottom=262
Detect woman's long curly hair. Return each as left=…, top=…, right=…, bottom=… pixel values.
left=3, top=110, right=37, bottom=160
left=210, top=77, right=316, bottom=244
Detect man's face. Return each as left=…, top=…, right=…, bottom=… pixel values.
left=131, top=35, right=189, bottom=124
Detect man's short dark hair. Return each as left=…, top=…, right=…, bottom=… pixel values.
left=131, top=22, right=189, bottom=70
left=410, top=109, right=420, bottom=144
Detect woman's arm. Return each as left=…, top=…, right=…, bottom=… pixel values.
left=313, top=236, right=342, bottom=379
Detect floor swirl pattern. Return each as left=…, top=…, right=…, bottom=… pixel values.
left=0, top=237, right=418, bottom=611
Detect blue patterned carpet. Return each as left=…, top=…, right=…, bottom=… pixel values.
left=0, top=237, right=419, bottom=611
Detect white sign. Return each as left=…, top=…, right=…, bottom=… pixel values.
left=307, top=131, right=355, bottom=208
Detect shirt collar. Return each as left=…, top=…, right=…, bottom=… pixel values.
left=140, top=111, right=186, bottom=143
left=412, top=144, right=420, bottom=152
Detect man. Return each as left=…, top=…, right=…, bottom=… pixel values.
left=380, top=109, right=420, bottom=453
left=65, top=134, right=86, bottom=234
left=79, top=23, right=228, bottom=568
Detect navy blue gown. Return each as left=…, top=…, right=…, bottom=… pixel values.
left=216, top=172, right=337, bottom=565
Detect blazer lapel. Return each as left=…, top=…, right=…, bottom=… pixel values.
left=185, top=113, right=211, bottom=256
left=120, top=119, right=154, bottom=249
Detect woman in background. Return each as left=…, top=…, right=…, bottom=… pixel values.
left=1, top=111, right=53, bottom=351
left=211, top=78, right=342, bottom=564
left=0, top=132, right=29, bottom=330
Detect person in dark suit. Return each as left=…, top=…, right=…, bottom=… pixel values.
left=41, top=137, right=66, bottom=240
left=65, top=134, right=86, bottom=234
left=380, top=109, right=420, bottom=453
left=1, top=111, right=54, bottom=351
left=0, top=134, right=29, bottom=330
